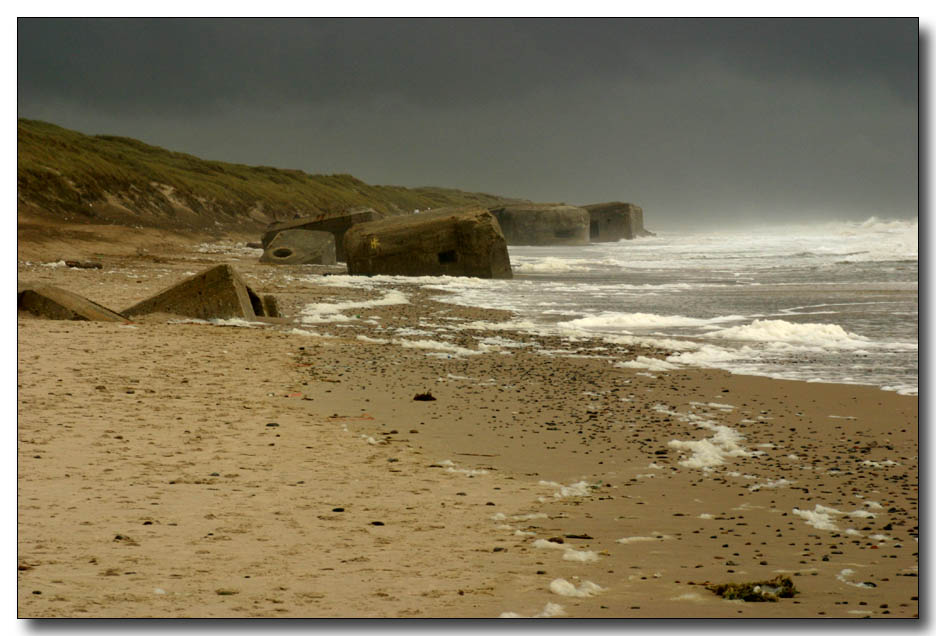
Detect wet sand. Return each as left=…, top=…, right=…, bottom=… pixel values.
left=16, top=233, right=918, bottom=618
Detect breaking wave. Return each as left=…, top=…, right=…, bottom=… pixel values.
left=558, top=312, right=746, bottom=332
left=707, top=319, right=870, bottom=349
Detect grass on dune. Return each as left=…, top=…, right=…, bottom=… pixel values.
left=17, top=118, right=518, bottom=226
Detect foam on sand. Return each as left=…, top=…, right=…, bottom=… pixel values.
left=354, top=334, right=481, bottom=357
left=561, top=549, right=601, bottom=562
left=836, top=569, right=876, bottom=589
left=615, top=356, right=680, bottom=371
left=398, top=339, right=481, bottom=357
left=531, top=539, right=601, bottom=562
left=549, top=579, right=607, bottom=598
left=668, top=422, right=756, bottom=469
left=616, top=533, right=673, bottom=544
left=301, top=289, right=409, bottom=323
left=538, top=480, right=594, bottom=499
left=288, top=328, right=335, bottom=338
left=511, top=513, right=549, bottom=521
left=437, top=458, right=488, bottom=476
left=749, top=478, right=793, bottom=491
left=500, top=602, right=567, bottom=618
left=792, top=504, right=876, bottom=531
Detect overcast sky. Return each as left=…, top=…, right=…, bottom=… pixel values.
left=17, top=18, right=918, bottom=230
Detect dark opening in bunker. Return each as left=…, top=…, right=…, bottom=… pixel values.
left=273, top=248, right=293, bottom=258
left=554, top=229, right=577, bottom=239
left=438, top=250, right=458, bottom=264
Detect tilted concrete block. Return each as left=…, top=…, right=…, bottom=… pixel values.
left=122, top=264, right=273, bottom=320
left=18, top=285, right=129, bottom=322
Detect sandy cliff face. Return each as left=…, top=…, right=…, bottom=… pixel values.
left=19, top=181, right=288, bottom=234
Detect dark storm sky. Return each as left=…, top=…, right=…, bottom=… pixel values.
left=17, top=18, right=918, bottom=230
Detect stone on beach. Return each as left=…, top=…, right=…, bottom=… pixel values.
left=260, top=229, right=337, bottom=265
left=343, top=207, right=513, bottom=279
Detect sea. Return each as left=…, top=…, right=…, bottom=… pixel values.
left=309, top=217, right=919, bottom=396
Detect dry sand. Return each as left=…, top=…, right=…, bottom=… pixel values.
left=16, top=223, right=919, bottom=618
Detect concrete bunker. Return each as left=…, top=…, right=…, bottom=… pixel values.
left=488, top=204, right=589, bottom=246
left=260, top=229, right=337, bottom=265
left=261, top=208, right=382, bottom=262
left=343, top=207, right=512, bottom=279
left=583, top=202, right=651, bottom=242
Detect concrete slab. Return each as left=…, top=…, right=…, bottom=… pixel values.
left=18, top=285, right=129, bottom=322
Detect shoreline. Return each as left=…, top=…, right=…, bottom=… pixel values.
left=17, top=238, right=919, bottom=618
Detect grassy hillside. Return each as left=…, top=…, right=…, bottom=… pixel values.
left=17, top=119, right=521, bottom=231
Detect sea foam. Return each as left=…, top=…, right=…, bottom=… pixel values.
left=707, top=319, right=869, bottom=348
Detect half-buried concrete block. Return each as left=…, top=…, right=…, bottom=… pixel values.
left=122, top=264, right=273, bottom=320
left=343, top=207, right=512, bottom=279
left=260, top=230, right=337, bottom=265
left=18, top=285, right=129, bottom=322
left=261, top=208, right=382, bottom=262
left=488, top=204, right=590, bottom=245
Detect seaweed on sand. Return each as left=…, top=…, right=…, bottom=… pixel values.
left=705, top=575, right=798, bottom=602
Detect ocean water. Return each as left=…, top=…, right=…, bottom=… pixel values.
left=309, top=217, right=918, bottom=395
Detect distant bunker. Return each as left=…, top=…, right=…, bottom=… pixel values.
left=583, top=202, right=648, bottom=242
left=261, top=208, right=382, bottom=262
left=488, top=204, right=589, bottom=246
left=260, top=229, right=336, bottom=265
left=343, top=207, right=513, bottom=279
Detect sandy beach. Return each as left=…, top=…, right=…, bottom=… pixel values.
left=16, top=224, right=918, bottom=618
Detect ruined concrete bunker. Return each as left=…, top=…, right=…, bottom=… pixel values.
left=343, top=207, right=512, bottom=279
left=488, top=204, right=590, bottom=246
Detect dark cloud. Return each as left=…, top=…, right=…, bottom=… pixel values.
left=18, top=18, right=917, bottom=112
left=16, top=18, right=918, bottom=228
